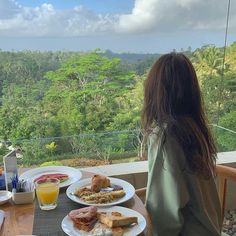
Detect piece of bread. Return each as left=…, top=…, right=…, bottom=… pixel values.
left=97, top=212, right=138, bottom=228
left=91, top=174, right=111, bottom=192
left=112, top=227, right=124, bottom=236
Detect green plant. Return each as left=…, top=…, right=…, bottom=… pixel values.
left=20, top=141, right=48, bottom=165
left=45, top=141, right=57, bottom=156
left=40, top=161, right=63, bottom=167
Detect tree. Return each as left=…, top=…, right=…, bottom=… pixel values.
left=43, top=50, right=136, bottom=135
left=216, top=111, right=236, bottom=151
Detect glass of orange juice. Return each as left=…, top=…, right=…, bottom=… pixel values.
left=35, top=178, right=59, bottom=210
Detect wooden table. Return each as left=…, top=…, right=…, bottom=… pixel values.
left=1, top=170, right=152, bottom=236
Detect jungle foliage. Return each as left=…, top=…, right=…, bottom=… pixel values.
left=0, top=43, right=235, bottom=166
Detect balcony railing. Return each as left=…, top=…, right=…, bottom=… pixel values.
left=0, top=125, right=235, bottom=168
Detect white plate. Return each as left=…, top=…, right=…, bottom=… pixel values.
left=19, top=166, right=82, bottom=188
left=66, top=177, right=135, bottom=206
left=0, top=191, right=12, bottom=205
left=61, top=206, right=146, bottom=236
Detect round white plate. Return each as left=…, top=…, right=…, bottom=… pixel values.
left=0, top=190, right=12, bottom=205
left=19, top=166, right=82, bottom=188
left=61, top=206, right=146, bottom=236
left=66, top=177, right=135, bottom=206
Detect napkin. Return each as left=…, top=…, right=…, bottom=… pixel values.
left=0, top=210, right=5, bottom=230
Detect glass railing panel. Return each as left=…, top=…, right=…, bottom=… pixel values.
left=0, top=130, right=142, bottom=167
left=212, top=124, right=236, bottom=152
left=0, top=125, right=235, bottom=168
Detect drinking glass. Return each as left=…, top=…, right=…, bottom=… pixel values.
left=35, top=178, right=59, bottom=210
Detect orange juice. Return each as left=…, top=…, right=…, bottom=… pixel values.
left=35, top=178, right=59, bottom=210
left=36, top=182, right=59, bottom=204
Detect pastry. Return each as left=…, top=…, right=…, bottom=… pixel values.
left=91, top=175, right=111, bottom=192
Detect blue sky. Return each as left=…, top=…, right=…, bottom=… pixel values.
left=0, top=0, right=235, bottom=53
left=17, top=0, right=133, bottom=13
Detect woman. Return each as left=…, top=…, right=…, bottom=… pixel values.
left=142, top=53, right=224, bottom=236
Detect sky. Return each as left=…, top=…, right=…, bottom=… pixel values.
left=0, top=0, right=235, bottom=53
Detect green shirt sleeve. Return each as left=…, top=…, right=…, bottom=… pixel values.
left=146, top=131, right=190, bottom=236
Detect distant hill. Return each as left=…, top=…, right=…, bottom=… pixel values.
left=102, top=49, right=193, bottom=74
left=102, top=50, right=162, bottom=74
left=103, top=50, right=162, bottom=64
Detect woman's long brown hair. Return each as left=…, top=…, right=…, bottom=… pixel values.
left=142, top=53, right=217, bottom=177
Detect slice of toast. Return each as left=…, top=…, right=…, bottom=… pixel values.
left=112, top=227, right=124, bottom=236
left=97, top=211, right=138, bottom=228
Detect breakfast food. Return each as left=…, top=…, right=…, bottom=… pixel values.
left=75, top=187, right=94, bottom=197
left=90, top=223, right=124, bottom=236
left=68, top=206, right=138, bottom=235
left=68, top=206, right=97, bottom=232
left=74, top=175, right=126, bottom=204
left=91, top=175, right=111, bottom=192
left=97, top=211, right=138, bottom=228
left=34, top=173, right=69, bottom=183
left=80, top=190, right=126, bottom=204
left=111, top=227, right=124, bottom=236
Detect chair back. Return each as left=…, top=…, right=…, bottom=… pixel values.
left=216, top=164, right=236, bottom=219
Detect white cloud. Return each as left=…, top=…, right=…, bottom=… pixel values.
left=0, top=0, right=235, bottom=37
left=65, top=6, right=118, bottom=36
left=0, top=0, right=21, bottom=19
left=117, top=0, right=236, bottom=33
left=0, top=0, right=118, bottom=37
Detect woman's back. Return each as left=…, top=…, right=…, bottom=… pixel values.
left=146, top=128, right=222, bottom=236
left=142, top=53, right=223, bottom=235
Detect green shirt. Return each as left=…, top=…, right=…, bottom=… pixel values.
left=146, top=129, right=224, bottom=236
